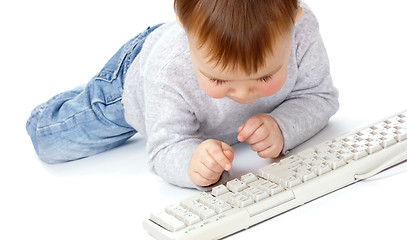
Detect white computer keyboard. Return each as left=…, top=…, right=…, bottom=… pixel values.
left=143, top=110, right=407, bottom=240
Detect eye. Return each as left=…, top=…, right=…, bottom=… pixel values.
left=209, top=78, right=227, bottom=86
left=257, top=75, right=274, bottom=83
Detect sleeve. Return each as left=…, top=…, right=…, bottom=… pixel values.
left=143, top=71, right=206, bottom=189
left=269, top=23, right=339, bottom=155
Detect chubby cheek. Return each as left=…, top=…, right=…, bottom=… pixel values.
left=258, top=72, right=287, bottom=97
left=197, top=76, right=226, bottom=99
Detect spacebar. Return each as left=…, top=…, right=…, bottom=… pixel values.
left=245, top=190, right=295, bottom=217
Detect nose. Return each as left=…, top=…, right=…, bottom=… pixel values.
left=228, top=85, right=254, bottom=100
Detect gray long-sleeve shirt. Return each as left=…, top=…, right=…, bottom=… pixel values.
left=122, top=4, right=339, bottom=189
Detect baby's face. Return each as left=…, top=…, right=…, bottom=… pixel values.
left=188, top=34, right=292, bottom=104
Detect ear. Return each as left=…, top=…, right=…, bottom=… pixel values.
left=176, top=15, right=184, bottom=29
left=295, top=7, right=303, bottom=23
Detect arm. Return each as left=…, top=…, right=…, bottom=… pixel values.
left=144, top=78, right=233, bottom=189
left=270, top=22, right=339, bottom=155
left=237, top=23, right=339, bottom=157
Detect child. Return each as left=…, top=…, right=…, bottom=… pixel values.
left=26, top=0, right=339, bottom=189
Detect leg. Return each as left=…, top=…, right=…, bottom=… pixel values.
left=26, top=24, right=163, bottom=163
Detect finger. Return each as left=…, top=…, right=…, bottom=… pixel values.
left=191, top=171, right=218, bottom=186
left=221, top=142, right=234, bottom=161
left=250, top=139, right=272, bottom=152
left=237, top=117, right=263, bottom=142
left=238, top=124, right=244, bottom=133
left=208, top=147, right=232, bottom=171
left=245, top=124, right=271, bottom=145
left=197, top=161, right=223, bottom=179
left=257, top=145, right=282, bottom=159
left=223, top=149, right=234, bottom=162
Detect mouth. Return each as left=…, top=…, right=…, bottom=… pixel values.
left=230, top=97, right=258, bottom=104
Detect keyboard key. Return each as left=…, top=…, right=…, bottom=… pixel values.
left=366, top=141, right=382, bottom=154
left=297, top=163, right=312, bottom=172
left=198, top=193, right=232, bottom=213
left=396, top=129, right=407, bottom=141
left=297, top=148, right=317, bottom=159
left=180, top=200, right=216, bottom=220
left=285, top=175, right=302, bottom=188
left=296, top=169, right=317, bottom=181
left=311, top=163, right=332, bottom=176
left=339, top=149, right=354, bottom=161
left=198, top=205, right=216, bottom=219
left=280, top=155, right=303, bottom=167
left=381, top=135, right=397, bottom=148
left=211, top=184, right=229, bottom=197
left=259, top=166, right=302, bottom=188
left=315, top=142, right=331, bottom=153
left=248, top=179, right=284, bottom=196
left=150, top=211, right=186, bottom=232
left=242, top=187, right=269, bottom=202
left=310, top=158, right=325, bottom=166
left=325, top=157, right=346, bottom=169
left=227, top=192, right=254, bottom=208
left=241, top=173, right=258, bottom=184
left=352, top=147, right=368, bottom=160
left=165, top=205, right=201, bottom=226
left=226, top=179, right=248, bottom=193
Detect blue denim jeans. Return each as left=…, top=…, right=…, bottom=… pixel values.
left=26, top=24, right=163, bottom=163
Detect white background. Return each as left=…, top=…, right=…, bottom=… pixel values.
left=1, top=0, right=407, bottom=239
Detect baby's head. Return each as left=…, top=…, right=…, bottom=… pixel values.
left=174, top=0, right=302, bottom=104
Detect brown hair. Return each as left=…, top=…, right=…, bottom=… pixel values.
left=174, top=0, right=299, bottom=75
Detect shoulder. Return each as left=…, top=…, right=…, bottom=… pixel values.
left=131, top=21, right=204, bottom=105
left=292, top=3, right=326, bottom=62
left=297, top=3, right=319, bottom=28
left=140, top=21, right=189, bottom=69
left=137, top=21, right=194, bottom=85
left=294, top=3, right=320, bottom=44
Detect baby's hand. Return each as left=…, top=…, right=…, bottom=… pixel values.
left=189, top=139, right=234, bottom=186
left=238, top=114, right=284, bottom=158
